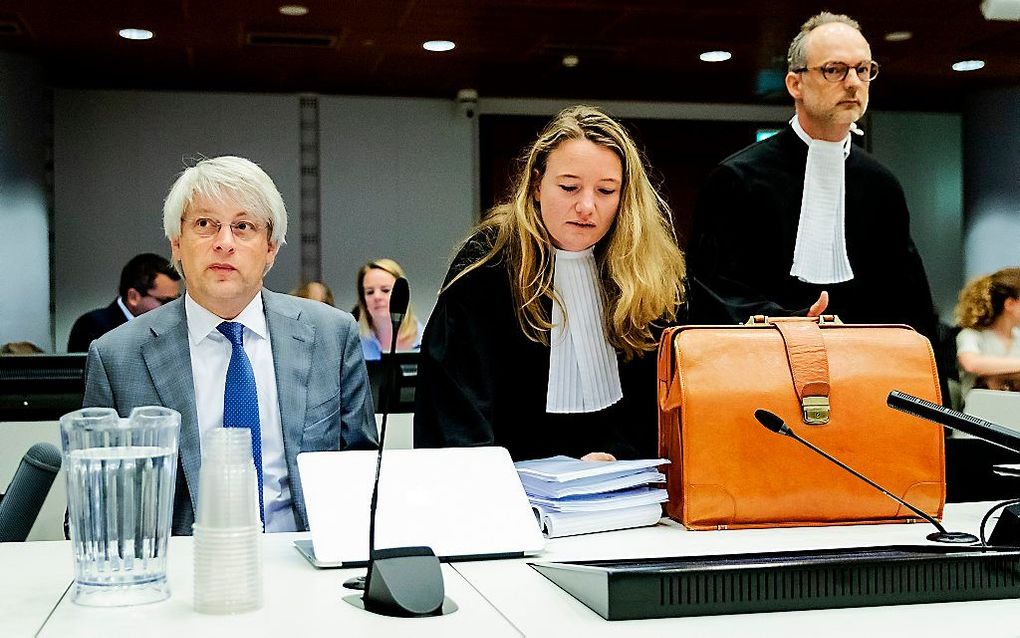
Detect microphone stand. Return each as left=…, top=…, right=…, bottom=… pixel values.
left=754, top=409, right=978, bottom=544
left=343, top=277, right=450, bottom=617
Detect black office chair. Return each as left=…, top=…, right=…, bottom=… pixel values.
left=0, top=442, right=62, bottom=542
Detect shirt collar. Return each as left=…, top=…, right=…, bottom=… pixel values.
left=185, top=291, right=268, bottom=346
left=116, top=296, right=135, bottom=322
left=554, top=246, right=595, bottom=261
left=790, top=115, right=855, bottom=159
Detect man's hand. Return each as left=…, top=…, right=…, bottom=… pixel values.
left=581, top=452, right=616, bottom=462
left=807, top=290, right=829, bottom=317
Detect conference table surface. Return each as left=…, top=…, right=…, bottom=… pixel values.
left=4, top=501, right=1019, bottom=637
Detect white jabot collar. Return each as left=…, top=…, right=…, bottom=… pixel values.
left=788, top=116, right=857, bottom=284
left=546, top=247, right=623, bottom=414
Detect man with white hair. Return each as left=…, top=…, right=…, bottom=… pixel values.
left=84, top=156, right=377, bottom=535
left=688, top=12, right=939, bottom=350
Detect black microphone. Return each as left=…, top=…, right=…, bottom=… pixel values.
left=0, top=442, right=62, bottom=542
left=753, top=409, right=978, bottom=544
left=345, top=276, right=447, bottom=617
left=887, top=390, right=1020, bottom=453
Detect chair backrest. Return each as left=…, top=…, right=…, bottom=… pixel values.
left=0, top=421, right=65, bottom=541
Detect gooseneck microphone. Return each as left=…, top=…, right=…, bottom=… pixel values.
left=887, top=390, right=1020, bottom=453
left=753, top=409, right=978, bottom=544
left=0, top=442, right=62, bottom=542
left=354, top=277, right=447, bottom=617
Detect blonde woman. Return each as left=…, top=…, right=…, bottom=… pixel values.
left=355, top=259, right=422, bottom=360
left=414, top=105, right=685, bottom=461
left=955, top=267, right=1020, bottom=397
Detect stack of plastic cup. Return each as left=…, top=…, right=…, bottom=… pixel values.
left=193, top=428, right=263, bottom=614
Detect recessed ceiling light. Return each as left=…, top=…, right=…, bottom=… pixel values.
left=562, top=54, right=579, bottom=68
left=423, top=40, right=456, bottom=52
left=699, top=50, right=732, bottom=62
left=118, top=28, right=153, bottom=41
left=952, top=59, right=986, bottom=72
left=884, top=31, right=913, bottom=42
left=279, top=5, right=309, bottom=17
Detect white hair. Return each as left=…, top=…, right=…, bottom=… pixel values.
left=162, top=156, right=288, bottom=247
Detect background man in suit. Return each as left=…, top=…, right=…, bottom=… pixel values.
left=687, top=12, right=939, bottom=349
left=67, top=253, right=181, bottom=352
left=84, top=155, right=377, bottom=535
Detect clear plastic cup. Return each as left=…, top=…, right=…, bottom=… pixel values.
left=196, top=429, right=260, bottom=528
left=60, top=406, right=180, bottom=607
left=193, top=427, right=263, bottom=614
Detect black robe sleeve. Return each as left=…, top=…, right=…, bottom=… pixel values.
left=413, top=263, right=503, bottom=449
left=688, top=164, right=811, bottom=324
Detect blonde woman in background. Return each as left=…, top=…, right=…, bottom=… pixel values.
left=355, top=259, right=422, bottom=360
left=955, top=267, right=1020, bottom=397
left=415, top=105, right=685, bottom=462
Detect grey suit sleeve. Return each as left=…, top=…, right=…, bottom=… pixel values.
left=83, top=342, right=115, bottom=410
left=337, top=316, right=379, bottom=450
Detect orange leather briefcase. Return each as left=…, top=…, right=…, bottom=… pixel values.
left=657, top=316, right=945, bottom=530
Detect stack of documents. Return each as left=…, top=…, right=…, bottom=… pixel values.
left=515, top=455, right=669, bottom=538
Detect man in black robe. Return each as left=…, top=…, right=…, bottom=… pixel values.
left=687, top=12, right=939, bottom=349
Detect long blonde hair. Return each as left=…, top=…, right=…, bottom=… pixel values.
left=445, top=105, right=685, bottom=359
left=356, top=258, right=419, bottom=343
left=955, top=267, right=1020, bottom=329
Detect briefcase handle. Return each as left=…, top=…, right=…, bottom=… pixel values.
left=751, top=316, right=837, bottom=425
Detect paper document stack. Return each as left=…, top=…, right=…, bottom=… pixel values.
left=515, top=455, right=669, bottom=538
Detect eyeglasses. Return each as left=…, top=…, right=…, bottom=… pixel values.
left=131, top=288, right=178, bottom=306
left=183, top=216, right=269, bottom=242
left=793, top=61, right=880, bottom=83
left=146, top=293, right=178, bottom=305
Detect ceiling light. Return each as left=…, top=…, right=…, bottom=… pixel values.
left=699, top=50, right=732, bottom=62
left=952, top=59, right=986, bottom=72
left=423, top=40, right=456, bottom=52
left=279, top=5, right=309, bottom=16
left=118, top=28, right=153, bottom=41
left=562, top=55, right=579, bottom=68
left=884, top=31, right=913, bottom=42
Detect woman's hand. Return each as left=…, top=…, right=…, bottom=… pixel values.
left=581, top=452, right=617, bottom=462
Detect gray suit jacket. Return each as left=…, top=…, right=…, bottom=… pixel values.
left=83, top=289, right=378, bottom=535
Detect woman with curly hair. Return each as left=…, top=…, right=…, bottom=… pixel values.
left=955, top=267, right=1020, bottom=397
left=414, top=105, right=686, bottom=461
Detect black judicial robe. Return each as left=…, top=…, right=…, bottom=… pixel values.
left=687, top=125, right=939, bottom=347
left=414, top=236, right=663, bottom=461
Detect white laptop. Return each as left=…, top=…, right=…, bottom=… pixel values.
left=295, top=447, right=546, bottom=568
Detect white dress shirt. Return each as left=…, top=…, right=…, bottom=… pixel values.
left=546, top=248, right=623, bottom=413
left=185, top=292, right=296, bottom=532
left=116, top=296, right=135, bottom=322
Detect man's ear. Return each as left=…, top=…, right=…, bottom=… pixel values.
left=785, top=71, right=802, bottom=101
left=124, top=287, right=142, bottom=313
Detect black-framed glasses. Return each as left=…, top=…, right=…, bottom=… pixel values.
left=183, top=216, right=269, bottom=242
left=131, top=288, right=178, bottom=306
left=793, top=61, right=880, bottom=83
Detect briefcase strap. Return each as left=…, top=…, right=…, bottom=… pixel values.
left=771, top=319, right=832, bottom=425
left=657, top=326, right=684, bottom=412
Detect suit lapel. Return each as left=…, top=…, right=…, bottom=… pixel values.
left=141, top=299, right=201, bottom=515
left=263, top=290, right=315, bottom=525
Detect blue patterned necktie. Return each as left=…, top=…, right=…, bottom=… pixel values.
left=217, top=321, right=265, bottom=525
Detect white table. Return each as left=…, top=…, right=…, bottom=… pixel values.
left=452, top=501, right=1020, bottom=636
left=5, top=502, right=1018, bottom=637
left=29, top=533, right=520, bottom=638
